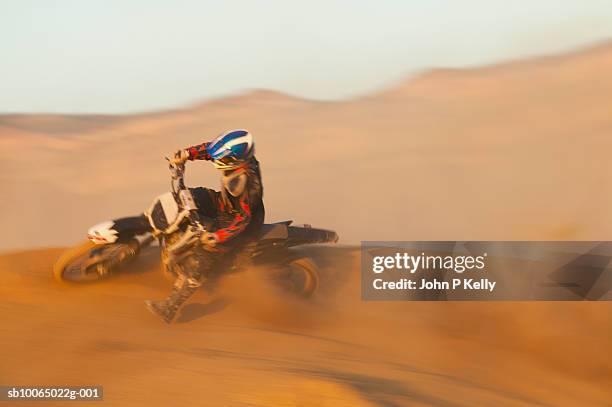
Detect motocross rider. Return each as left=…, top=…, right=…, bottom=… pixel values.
left=145, top=129, right=264, bottom=323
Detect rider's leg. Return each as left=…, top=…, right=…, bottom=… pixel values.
left=145, top=248, right=215, bottom=323
left=225, top=219, right=263, bottom=272
left=145, top=274, right=199, bottom=323
left=228, top=238, right=258, bottom=271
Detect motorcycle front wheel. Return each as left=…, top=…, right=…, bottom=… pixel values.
left=53, top=240, right=139, bottom=283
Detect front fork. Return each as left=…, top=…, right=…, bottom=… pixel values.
left=86, top=235, right=154, bottom=276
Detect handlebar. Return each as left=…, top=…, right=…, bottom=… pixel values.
left=165, top=158, right=186, bottom=194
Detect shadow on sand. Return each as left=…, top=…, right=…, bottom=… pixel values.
left=177, top=298, right=232, bottom=323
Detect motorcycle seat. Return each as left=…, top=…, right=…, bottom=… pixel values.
left=260, top=223, right=289, bottom=240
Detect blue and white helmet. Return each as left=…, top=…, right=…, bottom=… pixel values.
left=206, top=129, right=254, bottom=170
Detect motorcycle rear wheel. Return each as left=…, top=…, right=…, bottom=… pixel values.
left=285, top=257, right=320, bottom=298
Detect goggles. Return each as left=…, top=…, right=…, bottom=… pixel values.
left=213, top=155, right=241, bottom=170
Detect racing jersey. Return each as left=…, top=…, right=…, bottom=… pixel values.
left=187, top=142, right=264, bottom=244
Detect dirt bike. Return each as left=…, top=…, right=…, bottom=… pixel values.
left=53, top=158, right=338, bottom=297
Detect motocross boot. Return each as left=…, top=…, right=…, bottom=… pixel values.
left=144, top=299, right=174, bottom=324
left=145, top=275, right=201, bottom=324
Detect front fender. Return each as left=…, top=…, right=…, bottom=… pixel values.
left=87, top=215, right=152, bottom=245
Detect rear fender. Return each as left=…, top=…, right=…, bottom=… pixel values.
left=286, top=226, right=339, bottom=246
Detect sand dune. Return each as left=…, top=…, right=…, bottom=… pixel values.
left=1, top=42, right=611, bottom=251
left=1, top=246, right=609, bottom=406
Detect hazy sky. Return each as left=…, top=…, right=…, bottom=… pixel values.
left=1, top=0, right=611, bottom=113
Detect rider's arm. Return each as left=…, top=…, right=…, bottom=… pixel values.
left=212, top=197, right=252, bottom=244
left=186, top=142, right=212, bottom=161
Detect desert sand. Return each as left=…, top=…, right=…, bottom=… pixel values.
left=1, top=246, right=610, bottom=406
left=0, top=42, right=611, bottom=406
